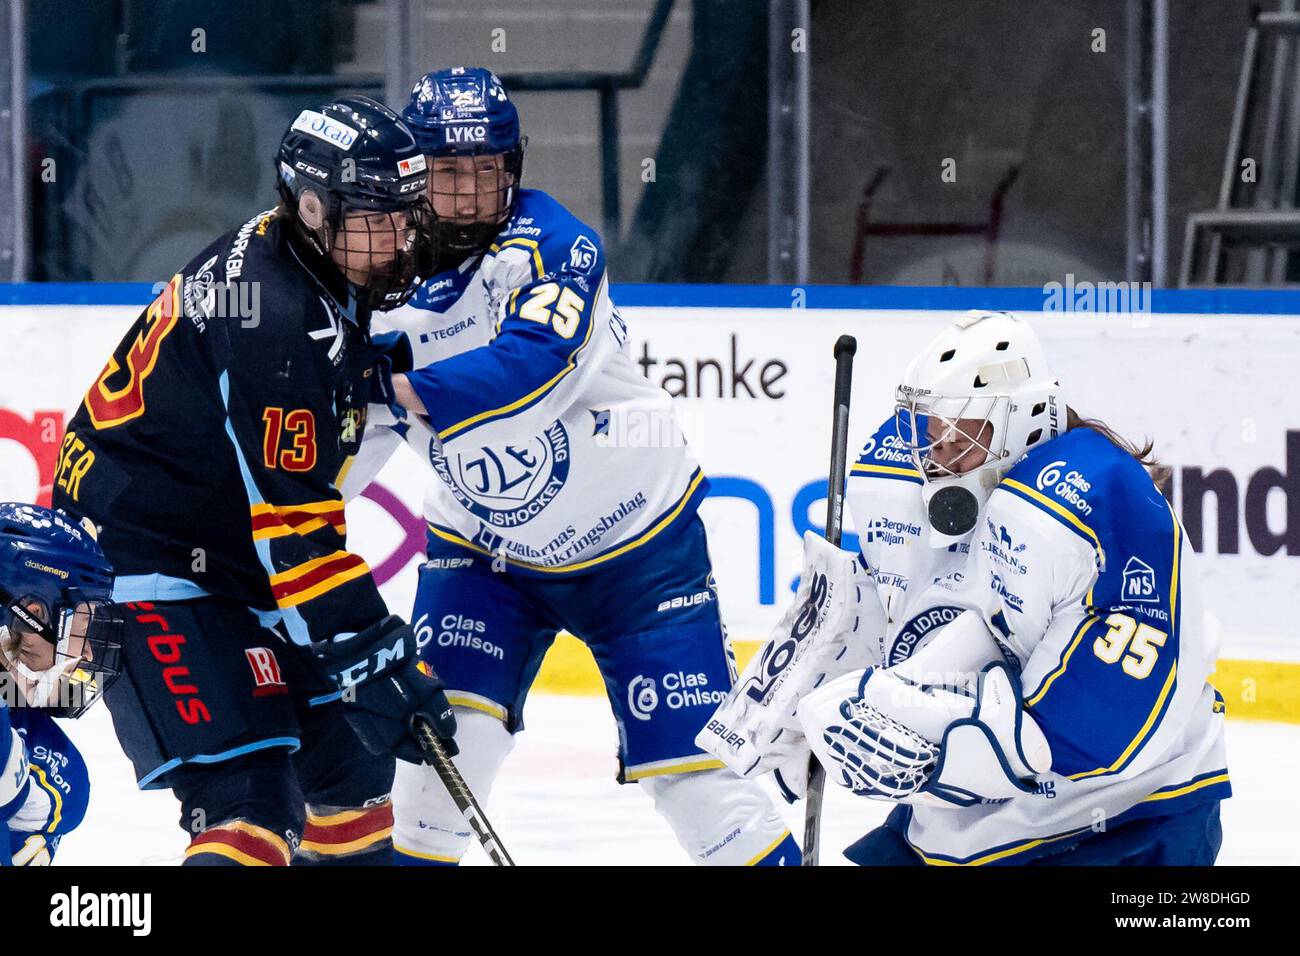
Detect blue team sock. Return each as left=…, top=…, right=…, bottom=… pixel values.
left=752, top=832, right=802, bottom=866
left=392, top=846, right=459, bottom=866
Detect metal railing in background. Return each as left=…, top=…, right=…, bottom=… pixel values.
left=767, top=0, right=810, bottom=285
left=1126, top=0, right=1169, bottom=286
left=2, top=0, right=28, bottom=282
left=1181, top=4, right=1300, bottom=287
left=385, top=0, right=677, bottom=249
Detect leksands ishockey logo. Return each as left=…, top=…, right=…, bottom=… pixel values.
left=628, top=671, right=724, bottom=720
left=888, top=605, right=964, bottom=666
left=433, top=421, right=570, bottom=527
left=742, top=572, right=829, bottom=705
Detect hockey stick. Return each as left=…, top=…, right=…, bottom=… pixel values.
left=802, top=334, right=857, bottom=867
left=413, top=716, right=516, bottom=866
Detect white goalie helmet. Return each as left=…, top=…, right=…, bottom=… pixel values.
left=895, top=311, right=1064, bottom=546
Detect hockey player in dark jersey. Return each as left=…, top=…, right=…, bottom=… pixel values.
left=52, top=97, right=458, bottom=865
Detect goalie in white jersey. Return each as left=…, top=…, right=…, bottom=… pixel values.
left=700, top=311, right=1229, bottom=865
left=347, top=68, right=795, bottom=865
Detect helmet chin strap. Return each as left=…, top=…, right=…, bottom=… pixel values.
left=919, top=469, right=999, bottom=548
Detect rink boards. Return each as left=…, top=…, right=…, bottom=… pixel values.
left=1, top=283, right=1296, bottom=722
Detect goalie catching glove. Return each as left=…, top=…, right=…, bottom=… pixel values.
left=797, top=624, right=1053, bottom=807
left=313, top=615, right=458, bottom=764
left=695, top=531, right=882, bottom=780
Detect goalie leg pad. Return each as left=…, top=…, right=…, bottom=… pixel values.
left=695, top=530, right=882, bottom=780
left=640, top=767, right=799, bottom=865
left=391, top=707, right=515, bottom=864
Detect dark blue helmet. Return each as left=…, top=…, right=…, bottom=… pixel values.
left=0, top=503, right=121, bottom=717
left=275, top=96, right=434, bottom=311
left=403, top=67, right=527, bottom=257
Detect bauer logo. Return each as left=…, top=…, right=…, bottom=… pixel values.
left=291, top=110, right=359, bottom=150
left=656, top=590, right=714, bottom=613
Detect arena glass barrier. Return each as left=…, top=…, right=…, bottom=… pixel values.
left=1, top=282, right=1296, bottom=723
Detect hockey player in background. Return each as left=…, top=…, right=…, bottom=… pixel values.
left=52, top=98, right=457, bottom=866
left=0, top=503, right=122, bottom=865
left=701, top=311, right=1229, bottom=865
left=347, top=67, right=797, bottom=865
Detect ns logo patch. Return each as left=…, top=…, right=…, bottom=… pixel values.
left=433, top=420, right=571, bottom=527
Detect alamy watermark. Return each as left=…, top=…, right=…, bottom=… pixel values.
left=1042, top=273, right=1152, bottom=315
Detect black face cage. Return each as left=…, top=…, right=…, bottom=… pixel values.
left=0, top=584, right=124, bottom=718
left=331, top=199, right=434, bottom=311
left=428, top=142, right=526, bottom=256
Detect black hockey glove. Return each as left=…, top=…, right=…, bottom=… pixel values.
left=367, top=330, right=414, bottom=411
left=313, top=615, right=458, bottom=764
left=370, top=330, right=414, bottom=373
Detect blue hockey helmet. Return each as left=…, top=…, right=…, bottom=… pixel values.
left=275, top=96, right=434, bottom=311
left=403, top=67, right=527, bottom=256
left=0, top=503, right=122, bottom=717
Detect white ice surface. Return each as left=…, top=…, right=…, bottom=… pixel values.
left=53, top=695, right=1299, bottom=866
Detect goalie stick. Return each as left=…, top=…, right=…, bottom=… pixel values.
left=802, top=334, right=857, bottom=866
left=414, top=716, right=516, bottom=866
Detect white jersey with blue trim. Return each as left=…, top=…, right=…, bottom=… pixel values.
left=847, top=420, right=1230, bottom=864
left=350, top=190, right=704, bottom=573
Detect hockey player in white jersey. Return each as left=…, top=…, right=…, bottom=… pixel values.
left=349, top=67, right=796, bottom=865
left=700, top=311, right=1229, bottom=865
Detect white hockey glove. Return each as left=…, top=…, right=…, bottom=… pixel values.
left=797, top=611, right=1052, bottom=806
left=695, top=531, right=881, bottom=780
left=919, top=662, right=1052, bottom=807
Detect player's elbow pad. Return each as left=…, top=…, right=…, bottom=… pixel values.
left=918, top=663, right=1053, bottom=808
left=0, top=728, right=31, bottom=818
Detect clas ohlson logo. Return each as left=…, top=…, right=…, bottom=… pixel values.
left=628, top=671, right=725, bottom=720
